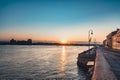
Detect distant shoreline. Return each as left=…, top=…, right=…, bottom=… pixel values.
left=0, top=43, right=101, bottom=46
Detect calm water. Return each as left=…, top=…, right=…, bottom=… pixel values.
left=0, top=45, right=88, bottom=79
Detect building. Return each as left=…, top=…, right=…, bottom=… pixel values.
left=17, top=40, right=27, bottom=45
left=10, top=38, right=16, bottom=45
left=112, top=29, right=120, bottom=49
left=103, top=29, right=120, bottom=50
left=10, top=39, right=32, bottom=45
left=27, top=39, right=32, bottom=45
left=103, top=39, right=108, bottom=48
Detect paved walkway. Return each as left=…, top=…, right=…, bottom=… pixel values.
left=101, top=47, right=120, bottom=80
left=92, top=47, right=117, bottom=80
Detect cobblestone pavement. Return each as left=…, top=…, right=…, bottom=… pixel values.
left=100, top=47, right=120, bottom=80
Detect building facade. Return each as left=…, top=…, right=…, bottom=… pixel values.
left=103, top=29, right=120, bottom=50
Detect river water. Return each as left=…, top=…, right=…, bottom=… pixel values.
left=0, top=45, right=88, bottom=79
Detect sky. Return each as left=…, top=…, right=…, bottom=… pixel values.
left=0, top=0, right=120, bottom=42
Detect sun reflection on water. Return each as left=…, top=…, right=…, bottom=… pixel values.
left=59, top=46, right=67, bottom=77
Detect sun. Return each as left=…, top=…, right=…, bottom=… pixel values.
left=60, top=38, right=68, bottom=44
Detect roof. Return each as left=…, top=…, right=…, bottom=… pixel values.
left=111, top=31, right=117, bottom=36
left=106, top=29, right=119, bottom=38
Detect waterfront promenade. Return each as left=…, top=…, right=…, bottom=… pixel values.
left=92, top=47, right=120, bottom=80
left=101, top=47, right=120, bottom=80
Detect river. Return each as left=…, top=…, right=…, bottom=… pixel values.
left=0, top=45, right=88, bottom=79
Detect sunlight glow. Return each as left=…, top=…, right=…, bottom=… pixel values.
left=60, top=38, right=68, bottom=44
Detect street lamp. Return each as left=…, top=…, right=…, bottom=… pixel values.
left=94, top=38, right=96, bottom=46
left=88, top=29, right=93, bottom=50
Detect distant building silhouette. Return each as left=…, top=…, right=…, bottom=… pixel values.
left=10, top=38, right=16, bottom=45
left=10, top=39, right=32, bottom=45
left=27, top=39, right=32, bottom=45
left=17, top=40, right=27, bottom=45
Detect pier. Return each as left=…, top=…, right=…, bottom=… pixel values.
left=77, top=46, right=120, bottom=80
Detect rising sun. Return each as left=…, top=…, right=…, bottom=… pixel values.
left=60, top=38, right=68, bottom=44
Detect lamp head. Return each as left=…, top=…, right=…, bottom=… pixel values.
left=91, top=31, right=93, bottom=35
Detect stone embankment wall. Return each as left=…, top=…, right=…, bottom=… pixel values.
left=77, top=47, right=118, bottom=80
left=77, top=47, right=96, bottom=69
left=77, top=47, right=96, bottom=80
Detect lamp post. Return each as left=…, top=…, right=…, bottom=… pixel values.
left=88, top=29, right=93, bottom=51
left=94, top=38, right=96, bottom=46
left=88, top=29, right=93, bottom=61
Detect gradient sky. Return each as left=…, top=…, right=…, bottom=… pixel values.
left=0, top=0, right=120, bottom=42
